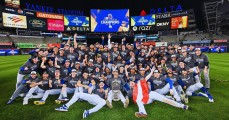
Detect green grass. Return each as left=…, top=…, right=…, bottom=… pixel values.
left=0, top=54, right=229, bottom=120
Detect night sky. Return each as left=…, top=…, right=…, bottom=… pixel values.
left=0, top=0, right=207, bottom=30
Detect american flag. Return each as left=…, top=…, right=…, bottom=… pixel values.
left=8, top=16, right=22, bottom=23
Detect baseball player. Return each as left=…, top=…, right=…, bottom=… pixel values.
left=193, top=48, right=210, bottom=89
left=178, top=69, right=214, bottom=103
left=23, top=71, right=50, bottom=105
left=34, top=69, right=63, bottom=105
left=132, top=67, right=188, bottom=118
left=7, top=71, right=39, bottom=105
left=106, top=70, right=129, bottom=108
left=16, top=56, right=39, bottom=88
left=55, top=69, right=79, bottom=104
left=55, top=80, right=107, bottom=119
left=77, top=71, right=95, bottom=93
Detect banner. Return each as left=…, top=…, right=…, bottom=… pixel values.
left=171, top=16, right=188, bottom=29
left=17, top=29, right=41, bottom=36
left=27, top=17, right=47, bottom=31
left=214, top=39, right=227, bottom=43
left=155, top=42, right=168, bottom=47
left=171, top=11, right=188, bottom=17
left=2, top=12, right=27, bottom=28
left=156, top=18, right=170, bottom=30
left=131, top=14, right=155, bottom=26
left=183, top=40, right=211, bottom=44
left=37, top=12, right=64, bottom=20
left=3, top=6, right=23, bottom=15
left=0, top=49, right=19, bottom=56
left=155, top=13, right=171, bottom=19
left=131, top=26, right=155, bottom=31
left=0, top=42, right=12, bottom=45
left=5, top=0, right=20, bottom=8
left=17, top=43, right=47, bottom=48
left=47, top=43, right=61, bottom=48
left=47, top=19, right=64, bottom=31
left=24, top=9, right=36, bottom=17
left=64, top=15, right=89, bottom=27
left=64, top=26, right=90, bottom=32
left=90, top=9, right=129, bottom=32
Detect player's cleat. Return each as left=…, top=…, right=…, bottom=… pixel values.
left=124, top=97, right=129, bottom=108
left=55, top=99, right=62, bottom=104
left=55, top=105, right=68, bottom=112
left=183, top=105, right=189, bottom=110
left=184, top=95, right=189, bottom=104
left=83, top=110, right=90, bottom=119
left=135, top=112, right=148, bottom=118
left=209, top=98, right=214, bottom=103
left=23, top=98, right=28, bottom=105
left=7, top=99, right=13, bottom=105
left=198, top=92, right=208, bottom=98
left=106, top=100, right=113, bottom=108
left=61, top=97, right=69, bottom=102
left=34, top=100, right=45, bottom=105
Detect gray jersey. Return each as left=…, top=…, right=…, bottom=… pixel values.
left=149, top=76, right=167, bottom=90
left=106, top=77, right=125, bottom=90
left=19, top=60, right=38, bottom=75
left=64, top=76, right=78, bottom=88
left=167, top=75, right=179, bottom=86
left=180, top=54, right=195, bottom=68
left=179, top=74, right=195, bottom=88
left=193, top=54, right=209, bottom=69
left=38, top=77, right=50, bottom=90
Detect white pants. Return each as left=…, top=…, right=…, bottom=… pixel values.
left=107, top=90, right=126, bottom=104
left=23, top=86, right=45, bottom=102
left=41, top=89, right=61, bottom=101
left=186, top=82, right=203, bottom=96
left=16, top=72, right=25, bottom=88
left=175, top=85, right=183, bottom=96
left=190, top=67, right=200, bottom=82
left=66, top=92, right=106, bottom=114
left=199, top=69, right=210, bottom=88
left=58, top=87, right=77, bottom=99
left=155, top=83, right=181, bottom=102
left=137, top=91, right=185, bottom=115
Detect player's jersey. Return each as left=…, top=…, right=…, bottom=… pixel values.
left=92, top=71, right=103, bottom=82
left=94, top=85, right=106, bottom=99
left=179, top=54, right=195, bottom=68
left=110, top=51, right=119, bottom=61
left=166, top=74, right=179, bottom=86
left=119, top=49, right=129, bottom=61
left=46, top=65, right=56, bottom=78
left=87, top=50, right=96, bottom=61
left=179, top=74, right=195, bottom=88
left=83, top=65, right=95, bottom=74
left=56, top=54, right=66, bottom=65
left=137, top=55, right=145, bottom=64
left=175, top=65, right=190, bottom=75
left=64, top=76, right=78, bottom=88
left=77, top=49, right=86, bottom=62
left=93, top=62, right=103, bottom=69
left=100, top=51, right=109, bottom=64
left=19, top=59, right=38, bottom=75
left=149, top=76, right=166, bottom=90
left=193, top=54, right=209, bottom=69
left=118, top=72, right=125, bottom=79
left=80, top=77, right=91, bottom=86
left=169, top=60, right=179, bottom=70
left=38, top=77, right=50, bottom=90
left=106, top=77, right=125, bottom=90
left=75, top=68, right=83, bottom=77
left=51, top=78, right=62, bottom=89
left=60, top=65, right=71, bottom=78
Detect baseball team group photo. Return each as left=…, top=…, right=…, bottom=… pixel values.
left=0, top=0, right=229, bottom=120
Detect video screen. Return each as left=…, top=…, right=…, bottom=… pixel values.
left=64, top=15, right=89, bottom=27
left=131, top=14, right=155, bottom=26
left=171, top=16, right=188, bottom=29
left=90, top=9, right=129, bottom=32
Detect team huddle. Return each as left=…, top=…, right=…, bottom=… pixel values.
left=7, top=34, right=214, bottom=118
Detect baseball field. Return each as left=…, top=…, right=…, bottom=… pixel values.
left=0, top=54, right=229, bottom=120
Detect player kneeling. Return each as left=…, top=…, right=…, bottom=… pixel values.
left=55, top=80, right=107, bottom=119
left=178, top=70, right=214, bottom=103
left=132, top=68, right=188, bottom=118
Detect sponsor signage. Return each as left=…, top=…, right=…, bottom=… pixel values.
left=156, top=18, right=170, bottom=30
left=155, top=13, right=171, bottom=19
left=47, top=19, right=64, bottom=31
left=155, top=42, right=168, bottom=47
left=24, top=9, right=36, bottom=17
left=64, top=26, right=90, bottom=32
left=0, top=49, right=19, bottom=56
left=0, top=42, right=12, bottom=45
left=171, top=10, right=188, bottom=17
left=47, top=43, right=61, bottom=48
left=27, top=17, right=47, bottom=31
left=2, top=12, right=27, bottom=28
left=131, top=26, right=155, bottom=31
left=214, top=39, right=228, bottom=43
left=17, top=43, right=47, bottom=48
left=131, top=14, right=155, bottom=26
left=37, top=12, right=64, bottom=20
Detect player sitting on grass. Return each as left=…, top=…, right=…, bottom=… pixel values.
left=178, top=69, right=214, bottom=103
left=55, top=80, right=107, bottom=119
